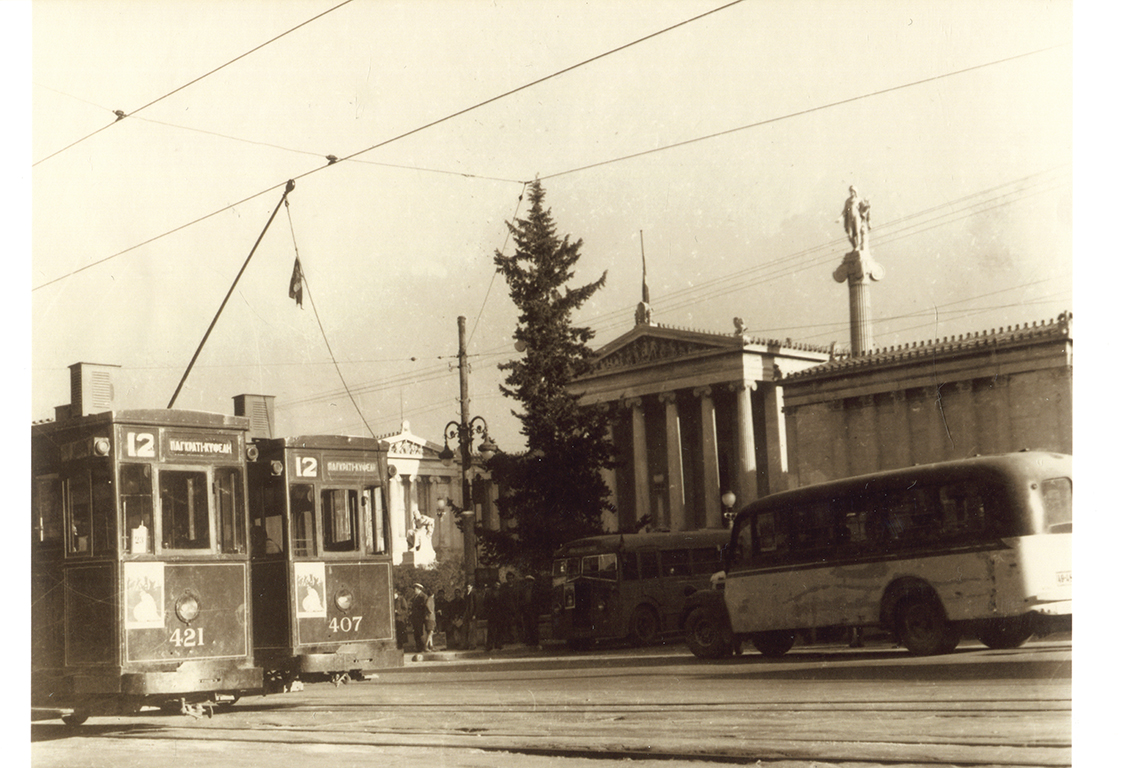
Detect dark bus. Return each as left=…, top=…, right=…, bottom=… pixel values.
left=551, top=530, right=730, bottom=648
left=246, top=435, right=400, bottom=688
left=32, top=407, right=262, bottom=724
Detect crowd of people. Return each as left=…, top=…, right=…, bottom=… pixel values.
left=394, top=571, right=547, bottom=653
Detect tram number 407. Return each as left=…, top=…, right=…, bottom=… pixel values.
left=170, top=627, right=205, bottom=647
left=329, top=616, right=363, bottom=633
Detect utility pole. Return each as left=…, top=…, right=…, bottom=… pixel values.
left=457, top=316, right=477, bottom=583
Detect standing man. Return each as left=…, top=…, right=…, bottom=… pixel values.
left=408, top=583, right=432, bottom=653
left=462, top=582, right=478, bottom=650
left=393, top=589, right=408, bottom=650
left=520, top=575, right=541, bottom=648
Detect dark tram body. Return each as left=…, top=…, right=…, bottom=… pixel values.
left=31, top=404, right=262, bottom=724
left=246, top=434, right=401, bottom=687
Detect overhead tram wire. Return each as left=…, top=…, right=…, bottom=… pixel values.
left=537, top=44, right=1067, bottom=183
left=32, top=0, right=357, bottom=167
left=33, top=0, right=746, bottom=293
left=283, top=197, right=380, bottom=441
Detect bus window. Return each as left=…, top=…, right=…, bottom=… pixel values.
left=600, top=553, right=618, bottom=574
left=582, top=554, right=601, bottom=575
left=321, top=489, right=359, bottom=552
left=216, top=467, right=246, bottom=554
left=790, top=501, right=835, bottom=553
left=637, top=550, right=659, bottom=580
left=660, top=548, right=689, bottom=577
left=120, top=464, right=153, bottom=554
left=690, top=545, right=722, bottom=575
left=937, top=484, right=989, bottom=538
left=290, top=484, right=315, bottom=557
left=161, top=470, right=210, bottom=550
left=755, top=511, right=779, bottom=553
left=1041, top=477, right=1072, bottom=533
left=620, top=551, right=639, bottom=580
left=32, top=475, right=62, bottom=547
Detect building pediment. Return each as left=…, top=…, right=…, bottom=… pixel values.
left=588, top=326, right=741, bottom=375
left=379, top=421, right=442, bottom=460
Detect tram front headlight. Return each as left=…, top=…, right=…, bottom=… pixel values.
left=334, top=588, right=354, bottom=612
left=175, top=593, right=200, bottom=624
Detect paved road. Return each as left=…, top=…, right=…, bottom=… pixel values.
left=31, top=637, right=1071, bottom=767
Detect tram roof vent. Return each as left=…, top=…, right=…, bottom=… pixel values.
left=69, top=362, right=120, bottom=417
left=233, top=394, right=275, bottom=439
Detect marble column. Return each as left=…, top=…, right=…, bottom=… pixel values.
left=730, top=383, right=758, bottom=505
left=694, top=386, right=722, bottom=529
left=626, top=397, right=651, bottom=529
left=659, top=392, right=686, bottom=532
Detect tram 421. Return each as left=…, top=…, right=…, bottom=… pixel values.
left=32, top=407, right=263, bottom=725
left=246, top=434, right=401, bottom=690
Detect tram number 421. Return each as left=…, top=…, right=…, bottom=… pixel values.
left=329, top=616, right=363, bottom=633
left=170, top=628, right=205, bottom=647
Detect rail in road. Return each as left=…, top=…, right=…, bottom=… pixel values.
left=32, top=638, right=1071, bottom=767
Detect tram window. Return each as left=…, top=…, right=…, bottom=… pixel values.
left=91, top=463, right=114, bottom=554
left=620, top=551, right=639, bottom=580
left=65, top=472, right=91, bottom=555
left=160, top=470, right=211, bottom=550
left=250, top=479, right=285, bottom=556
left=321, top=489, right=359, bottom=552
left=120, top=464, right=153, bottom=554
left=32, top=475, right=62, bottom=547
left=216, top=467, right=246, bottom=555
left=364, top=487, right=389, bottom=555
left=290, top=484, right=315, bottom=557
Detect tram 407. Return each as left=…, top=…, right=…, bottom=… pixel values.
left=31, top=406, right=263, bottom=725
left=246, top=434, right=400, bottom=689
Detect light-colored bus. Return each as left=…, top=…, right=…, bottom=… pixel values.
left=551, top=530, right=730, bottom=649
left=682, top=451, right=1071, bottom=658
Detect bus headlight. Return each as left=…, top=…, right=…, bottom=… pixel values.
left=335, top=588, right=354, bottom=612
left=175, top=593, right=200, bottom=624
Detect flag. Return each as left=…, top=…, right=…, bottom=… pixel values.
left=288, top=257, right=303, bottom=307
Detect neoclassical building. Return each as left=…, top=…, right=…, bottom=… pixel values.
left=780, top=312, right=1073, bottom=487
left=569, top=311, right=834, bottom=532
left=569, top=303, right=1073, bottom=534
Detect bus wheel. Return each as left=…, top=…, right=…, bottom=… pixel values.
left=896, top=597, right=959, bottom=655
left=976, top=617, right=1034, bottom=649
left=685, top=605, right=733, bottom=660
left=751, top=630, right=795, bottom=657
left=61, top=709, right=89, bottom=726
left=628, top=606, right=660, bottom=646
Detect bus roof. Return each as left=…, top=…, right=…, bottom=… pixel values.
left=553, top=529, right=730, bottom=558
left=740, top=451, right=1070, bottom=516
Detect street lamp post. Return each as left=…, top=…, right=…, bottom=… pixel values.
left=436, top=316, right=497, bottom=587
left=721, top=491, right=737, bottom=527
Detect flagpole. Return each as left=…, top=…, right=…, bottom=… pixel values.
left=167, top=180, right=295, bottom=408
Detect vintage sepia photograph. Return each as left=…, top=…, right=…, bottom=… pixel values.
left=28, top=1, right=1082, bottom=765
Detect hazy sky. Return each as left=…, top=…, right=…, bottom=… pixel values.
left=30, top=0, right=1073, bottom=452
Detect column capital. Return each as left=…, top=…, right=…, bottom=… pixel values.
left=657, top=391, right=677, bottom=404
left=692, top=385, right=712, bottom=398
left=624, top=396, right=644, bottom=409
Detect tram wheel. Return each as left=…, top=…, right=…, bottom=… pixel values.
left=976, top=617, right=1034, bottom=650
left=628, top=606, right=660, bottom=646
left=751, top=629, right=795, bottom=657
left=896, top=597, right=960, bottom=656
left=684, top=605, right=734, bottom=660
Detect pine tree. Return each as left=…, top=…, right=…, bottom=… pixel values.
left=480, top=180, right=616, bottom=574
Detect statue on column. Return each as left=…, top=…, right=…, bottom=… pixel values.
left=839, top=185, right=871, bottom=251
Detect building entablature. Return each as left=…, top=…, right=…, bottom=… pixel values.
left=781, top=313, right=1072, bottom=408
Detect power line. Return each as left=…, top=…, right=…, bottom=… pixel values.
left=30, top=0, right=749, bottom=293
left=32, top=0, right=356, bottom=167
left=538, top=44, right=1066, bottom=182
